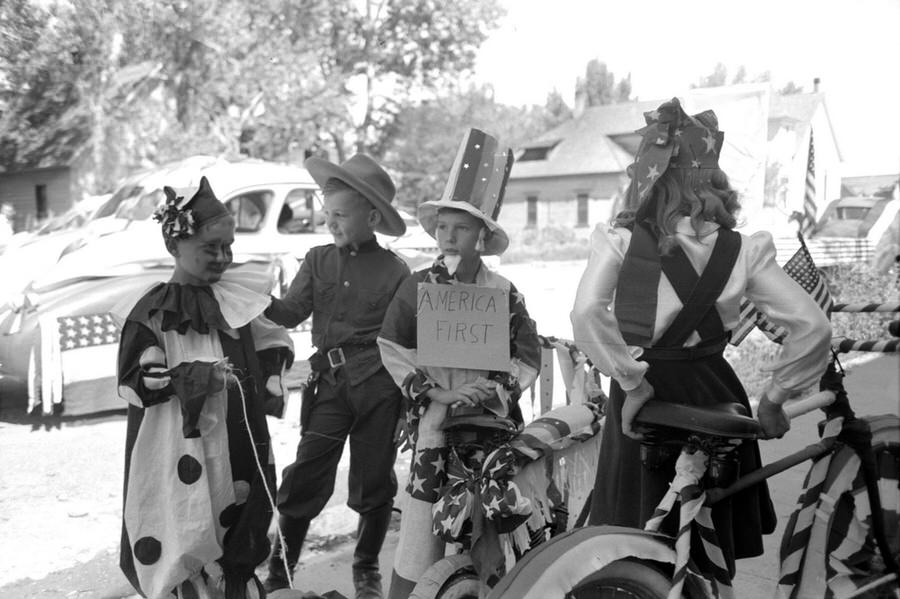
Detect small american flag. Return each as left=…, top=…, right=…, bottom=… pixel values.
left=731, top=236, right=832, bottom=345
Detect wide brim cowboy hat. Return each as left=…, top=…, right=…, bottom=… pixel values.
left=305, top=153, right=406, bottom=237
left=417, top=128, right=514, bottom=256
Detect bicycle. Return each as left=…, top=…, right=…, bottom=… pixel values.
left=486, top=315, right=900, bottom=599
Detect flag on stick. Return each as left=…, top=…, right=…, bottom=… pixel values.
left=731, top=235, right=832, bottom=345
left=801, top=129, right=817, bottom=237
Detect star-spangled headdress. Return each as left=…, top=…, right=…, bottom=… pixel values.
left=629, top=97, right=725, bottom=205
left=417, top=128, right=514, bottom=256
left=153, top=176, right=230, bottom=240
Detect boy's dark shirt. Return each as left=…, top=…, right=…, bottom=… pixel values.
left=266, top=237, right=410, bottom=352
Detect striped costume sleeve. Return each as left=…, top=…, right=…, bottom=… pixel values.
left=117, top=320, right=173, bottom=408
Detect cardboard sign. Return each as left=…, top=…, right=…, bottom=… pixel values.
left=416, top=282, right=510, bottom=371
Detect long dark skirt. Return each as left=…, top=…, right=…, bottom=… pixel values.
left=589, top=352, right=776, bottom=576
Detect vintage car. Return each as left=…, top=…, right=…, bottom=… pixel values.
left=0, top=155, right=435, bottom=418
left=0, top=258, right=316, bottom=419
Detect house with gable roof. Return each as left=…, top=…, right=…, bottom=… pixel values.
left=500, top=83, right=843, bottom=241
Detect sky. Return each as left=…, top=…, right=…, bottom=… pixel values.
left=473, top=0, right=900, bottom=175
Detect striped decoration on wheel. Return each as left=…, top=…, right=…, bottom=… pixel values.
left=779, top=415, right=900, bottom=598
left=778, top=417, right=845, bottom=596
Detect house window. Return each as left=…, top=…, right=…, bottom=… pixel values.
left=526, top=196, right=538, bottom=228
left=35, top=184, right=48, bottom=219
left=518, top=140, right=560, bottom=162
left=576, top=193, right=589, bottom=227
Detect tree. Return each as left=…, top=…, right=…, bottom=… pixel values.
left=1, top=0, right=506, bottom=193
left=543, top=88, right=572, bottom=129
left=380, top=85, right=548, bottom=210
left=780, top=81, right=804, bottom=95
left=289, top=0, right=506, bottom=161
left=575, top=59, right=631, bottom=107
left=692, top=62, right=729, bottom=88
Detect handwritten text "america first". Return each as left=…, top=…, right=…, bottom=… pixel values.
left=417, top=287, right=499, bottom=313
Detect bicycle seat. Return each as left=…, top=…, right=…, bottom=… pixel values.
left=635, top=400, right=762, bottom=440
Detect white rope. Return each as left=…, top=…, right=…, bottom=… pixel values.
left=231, top=370, right=294, bottom=591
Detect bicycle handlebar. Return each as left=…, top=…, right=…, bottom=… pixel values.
left=784, top=390, right=837, bottom=420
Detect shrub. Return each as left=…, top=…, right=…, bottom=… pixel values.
left=504, top=226, right=590, bottom=264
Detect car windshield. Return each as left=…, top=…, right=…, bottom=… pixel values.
left=91, top=185, right=161, bottom=221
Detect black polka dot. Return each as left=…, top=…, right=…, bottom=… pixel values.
left=177, top=455, right=202, bottom=484
left=133, top=536, right=161, bottom=565
left=219, top=503, right=239, bottom=528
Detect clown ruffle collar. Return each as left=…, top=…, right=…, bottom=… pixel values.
left=118, top=277, right=271, bottom=334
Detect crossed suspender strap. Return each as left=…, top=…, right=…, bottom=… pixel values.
left=615, top=223, right=741, bottom=349
left=655, top=228, right=741, bottom=348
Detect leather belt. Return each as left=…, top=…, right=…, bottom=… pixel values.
left=309, top=342, right=378, bottom=372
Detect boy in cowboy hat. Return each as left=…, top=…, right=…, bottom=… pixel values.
left=376, top=129, right=542, bottom=598
left=263, top=154, right=410, bottom=598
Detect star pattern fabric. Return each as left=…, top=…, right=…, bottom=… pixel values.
left=629, top=97, right=725, bottom=204
left=58, top=313, right=120, bottom=350
left=431, top=446, right=531, bottom=542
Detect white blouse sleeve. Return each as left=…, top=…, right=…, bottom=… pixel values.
left=743, top=232, right=832, bottom=398
left=570, top=225, right=648, bottom=391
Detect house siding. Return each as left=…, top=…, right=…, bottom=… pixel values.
left=502, top=172, right=625, bottom=233
left=0, top=167, right=77, bottom=231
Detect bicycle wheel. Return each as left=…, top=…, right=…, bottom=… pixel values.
left=569, top=559, right=672, bottom=599
left=824, top=415, right=900, bottom=598
left=437, top=570, right=480, bottom=599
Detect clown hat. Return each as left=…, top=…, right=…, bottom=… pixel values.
left=418, top=128, right=514, bottom=256
left=157, top=176, right=230, bottom=239
left=305, top=153, right=405, bottom=237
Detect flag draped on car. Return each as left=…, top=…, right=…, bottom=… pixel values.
left=731, top=233, right=833, bottom=345
left=31, top=311, right=122, bottom=415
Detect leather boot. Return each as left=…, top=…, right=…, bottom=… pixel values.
left=352, top=504, right=393, bottom=599
left=264, top=514, right=310, bottom=592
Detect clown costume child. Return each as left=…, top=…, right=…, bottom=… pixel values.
left=115, top=177, right=294, bottom=599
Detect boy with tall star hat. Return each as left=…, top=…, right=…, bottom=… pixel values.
left=376, top=128, right=541, bottom=598
left=263, top=153, right=410, bottom=598
left=115, top=176, right=294, bottom=599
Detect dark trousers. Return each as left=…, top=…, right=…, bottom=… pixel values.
left=277, top=366, right=401, bottom=520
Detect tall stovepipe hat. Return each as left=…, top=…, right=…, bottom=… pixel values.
left=417, top=128, right=514, bottom=256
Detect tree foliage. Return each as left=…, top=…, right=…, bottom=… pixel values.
left=575, top=59, right=631, bottom=107
left=692, top=63, right=773, bottom=89
left=380, top=85, right=548, bottom=210
left=0, top=0, right=506, bottom=193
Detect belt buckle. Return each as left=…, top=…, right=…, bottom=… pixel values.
left=327, top=347, right=346, bottom=369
